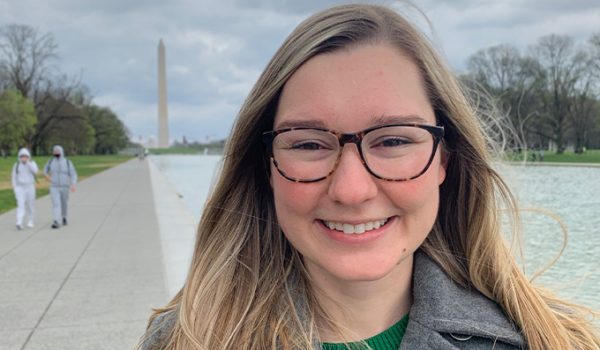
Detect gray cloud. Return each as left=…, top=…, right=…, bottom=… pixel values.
left=232, top=0, right=353, bottom=14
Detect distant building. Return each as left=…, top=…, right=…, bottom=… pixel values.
left=136, top=135, right=157, bottom=149
left=157, top=39, right=170, bottom=148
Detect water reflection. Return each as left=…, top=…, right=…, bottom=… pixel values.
left=501, top=165, right=600, bottom=309
left=155, top=155, right=600, bottom=310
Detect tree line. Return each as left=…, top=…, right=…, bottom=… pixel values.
left=4, top=24, right=597, bottom=156
left=0, top=24, right=129, bottom=156
left=462, top=33, right=600, bottom=154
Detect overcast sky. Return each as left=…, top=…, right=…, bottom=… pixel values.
left=2, top=0, right=599, bottom=143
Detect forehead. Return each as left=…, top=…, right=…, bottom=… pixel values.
left=274, top=44, right=435, bottom=131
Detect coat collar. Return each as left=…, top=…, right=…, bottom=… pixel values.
left=408, top=250, right=525, bottom=347
left=143, top=251, right=526, bottom=349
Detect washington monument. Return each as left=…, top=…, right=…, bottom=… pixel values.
left=157, top=39, right=169, bottom=148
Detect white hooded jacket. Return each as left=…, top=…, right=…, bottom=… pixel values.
left=44, top=145, right=78, bottom=188
left=11, top=148, right=39, bottom=187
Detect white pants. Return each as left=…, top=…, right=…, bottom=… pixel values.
left=14, top=185, right=36, bottom=226
left=50, top=186, right=70, bottom=223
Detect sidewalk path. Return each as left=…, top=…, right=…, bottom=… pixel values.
left=0, top=158, right=191, bottom=350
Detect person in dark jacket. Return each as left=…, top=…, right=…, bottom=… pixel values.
left=44, top=145, right=77, bottom=229
left=139, top=4, right=599, bottom=350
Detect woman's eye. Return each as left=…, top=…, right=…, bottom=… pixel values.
left=374, top=137, right=411, bottom=148
left=291, top=141, right=327, bottom=150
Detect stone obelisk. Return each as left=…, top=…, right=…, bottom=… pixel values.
left=157, top=39, right=169, bottom=148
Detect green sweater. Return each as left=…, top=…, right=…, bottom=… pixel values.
left=321, top=315, right=409, bottom=350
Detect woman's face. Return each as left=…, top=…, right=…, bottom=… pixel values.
left=271, top=44, right=446, bottom=284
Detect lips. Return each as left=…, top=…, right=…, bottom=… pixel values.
left=322, top=218, right=389, bottom=234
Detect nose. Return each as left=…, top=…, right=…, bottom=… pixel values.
left=327, top=144, right=378, bottom=205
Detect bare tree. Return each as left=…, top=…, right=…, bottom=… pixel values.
left=589, top=33, right=600, bottom=149
left=31, top=78, right=82, bottom=153
left=0, top=24, right=57, bottom=99
left=590, top=33, right=600, bottom=60
left=531, top=34, right=583, bottom=154
left=568, top=34, right=600, bottom=153
left=0, top=24, right=81, bottom=154
left=466, top=44, right=544, bottom=155
left=468, top=44, right=522, bottom=92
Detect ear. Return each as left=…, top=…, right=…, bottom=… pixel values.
left=438, top=149, right=447, bottom=186
left=267, top=158, right=274, bottom=188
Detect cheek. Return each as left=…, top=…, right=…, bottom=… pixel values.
left=386, top=172, right=441, bottom=214
left=271, top=174, right=322, bottom=218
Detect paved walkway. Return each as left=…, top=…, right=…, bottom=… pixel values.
left=0, top=158, right=196, bottom=350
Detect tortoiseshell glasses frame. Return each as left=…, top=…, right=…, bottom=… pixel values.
left=262, top=123, right=444, bottom=183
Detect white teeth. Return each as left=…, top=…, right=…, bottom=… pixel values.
left=342, top=223, right=353, bottom=234
left=355, top=223, right=366, bottom=234
left=324, top=218, right=389, bottom=235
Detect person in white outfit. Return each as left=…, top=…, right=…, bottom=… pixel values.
left=44, top=145, right=77, bottom=229
left=11, top=148, right=39, bottom=230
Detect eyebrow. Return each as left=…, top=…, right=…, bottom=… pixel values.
left=371, top=114, right=431, bottom=126
left=275, top=114, right=432, bottom=130
left=275, top=119, right=328, bottom=130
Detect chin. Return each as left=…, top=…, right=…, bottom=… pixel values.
left=324, top=255, right=408, bottom=283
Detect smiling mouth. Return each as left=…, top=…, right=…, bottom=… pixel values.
left=321, top=217, right=391, bottom=234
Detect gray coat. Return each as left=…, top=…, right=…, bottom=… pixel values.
left=141, top=251, right=525, bottom=349
left=400, top=251, right=524, bottom=349
left=44, top=145, right=77, bottom=188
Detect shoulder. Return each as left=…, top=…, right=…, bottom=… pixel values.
left=140, top=309, right=177, bottom=350
left=403, top=251, right=525, bottom=349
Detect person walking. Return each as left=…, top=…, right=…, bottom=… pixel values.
left=11, top=148, right=39, bottom=230
left=44, top=145, right=77, bottom=229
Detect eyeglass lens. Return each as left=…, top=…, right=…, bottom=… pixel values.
left=271, top=126, right=436, bottom=181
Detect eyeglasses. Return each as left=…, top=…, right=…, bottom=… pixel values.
left=262, top=124, right=444, bottom=183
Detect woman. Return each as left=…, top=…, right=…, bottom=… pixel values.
left=141, top=4, right=599, bottom=349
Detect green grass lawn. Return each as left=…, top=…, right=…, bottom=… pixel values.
left=148, top=147, right=201, bottom=155
left=541, top=149, right=600, bottom=163
left=0, top=154, right=132, bottom=214
left=506, top=149, right=600, bottom=163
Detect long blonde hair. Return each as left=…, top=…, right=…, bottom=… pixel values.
left=142, top=4, right=599, bottom=349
